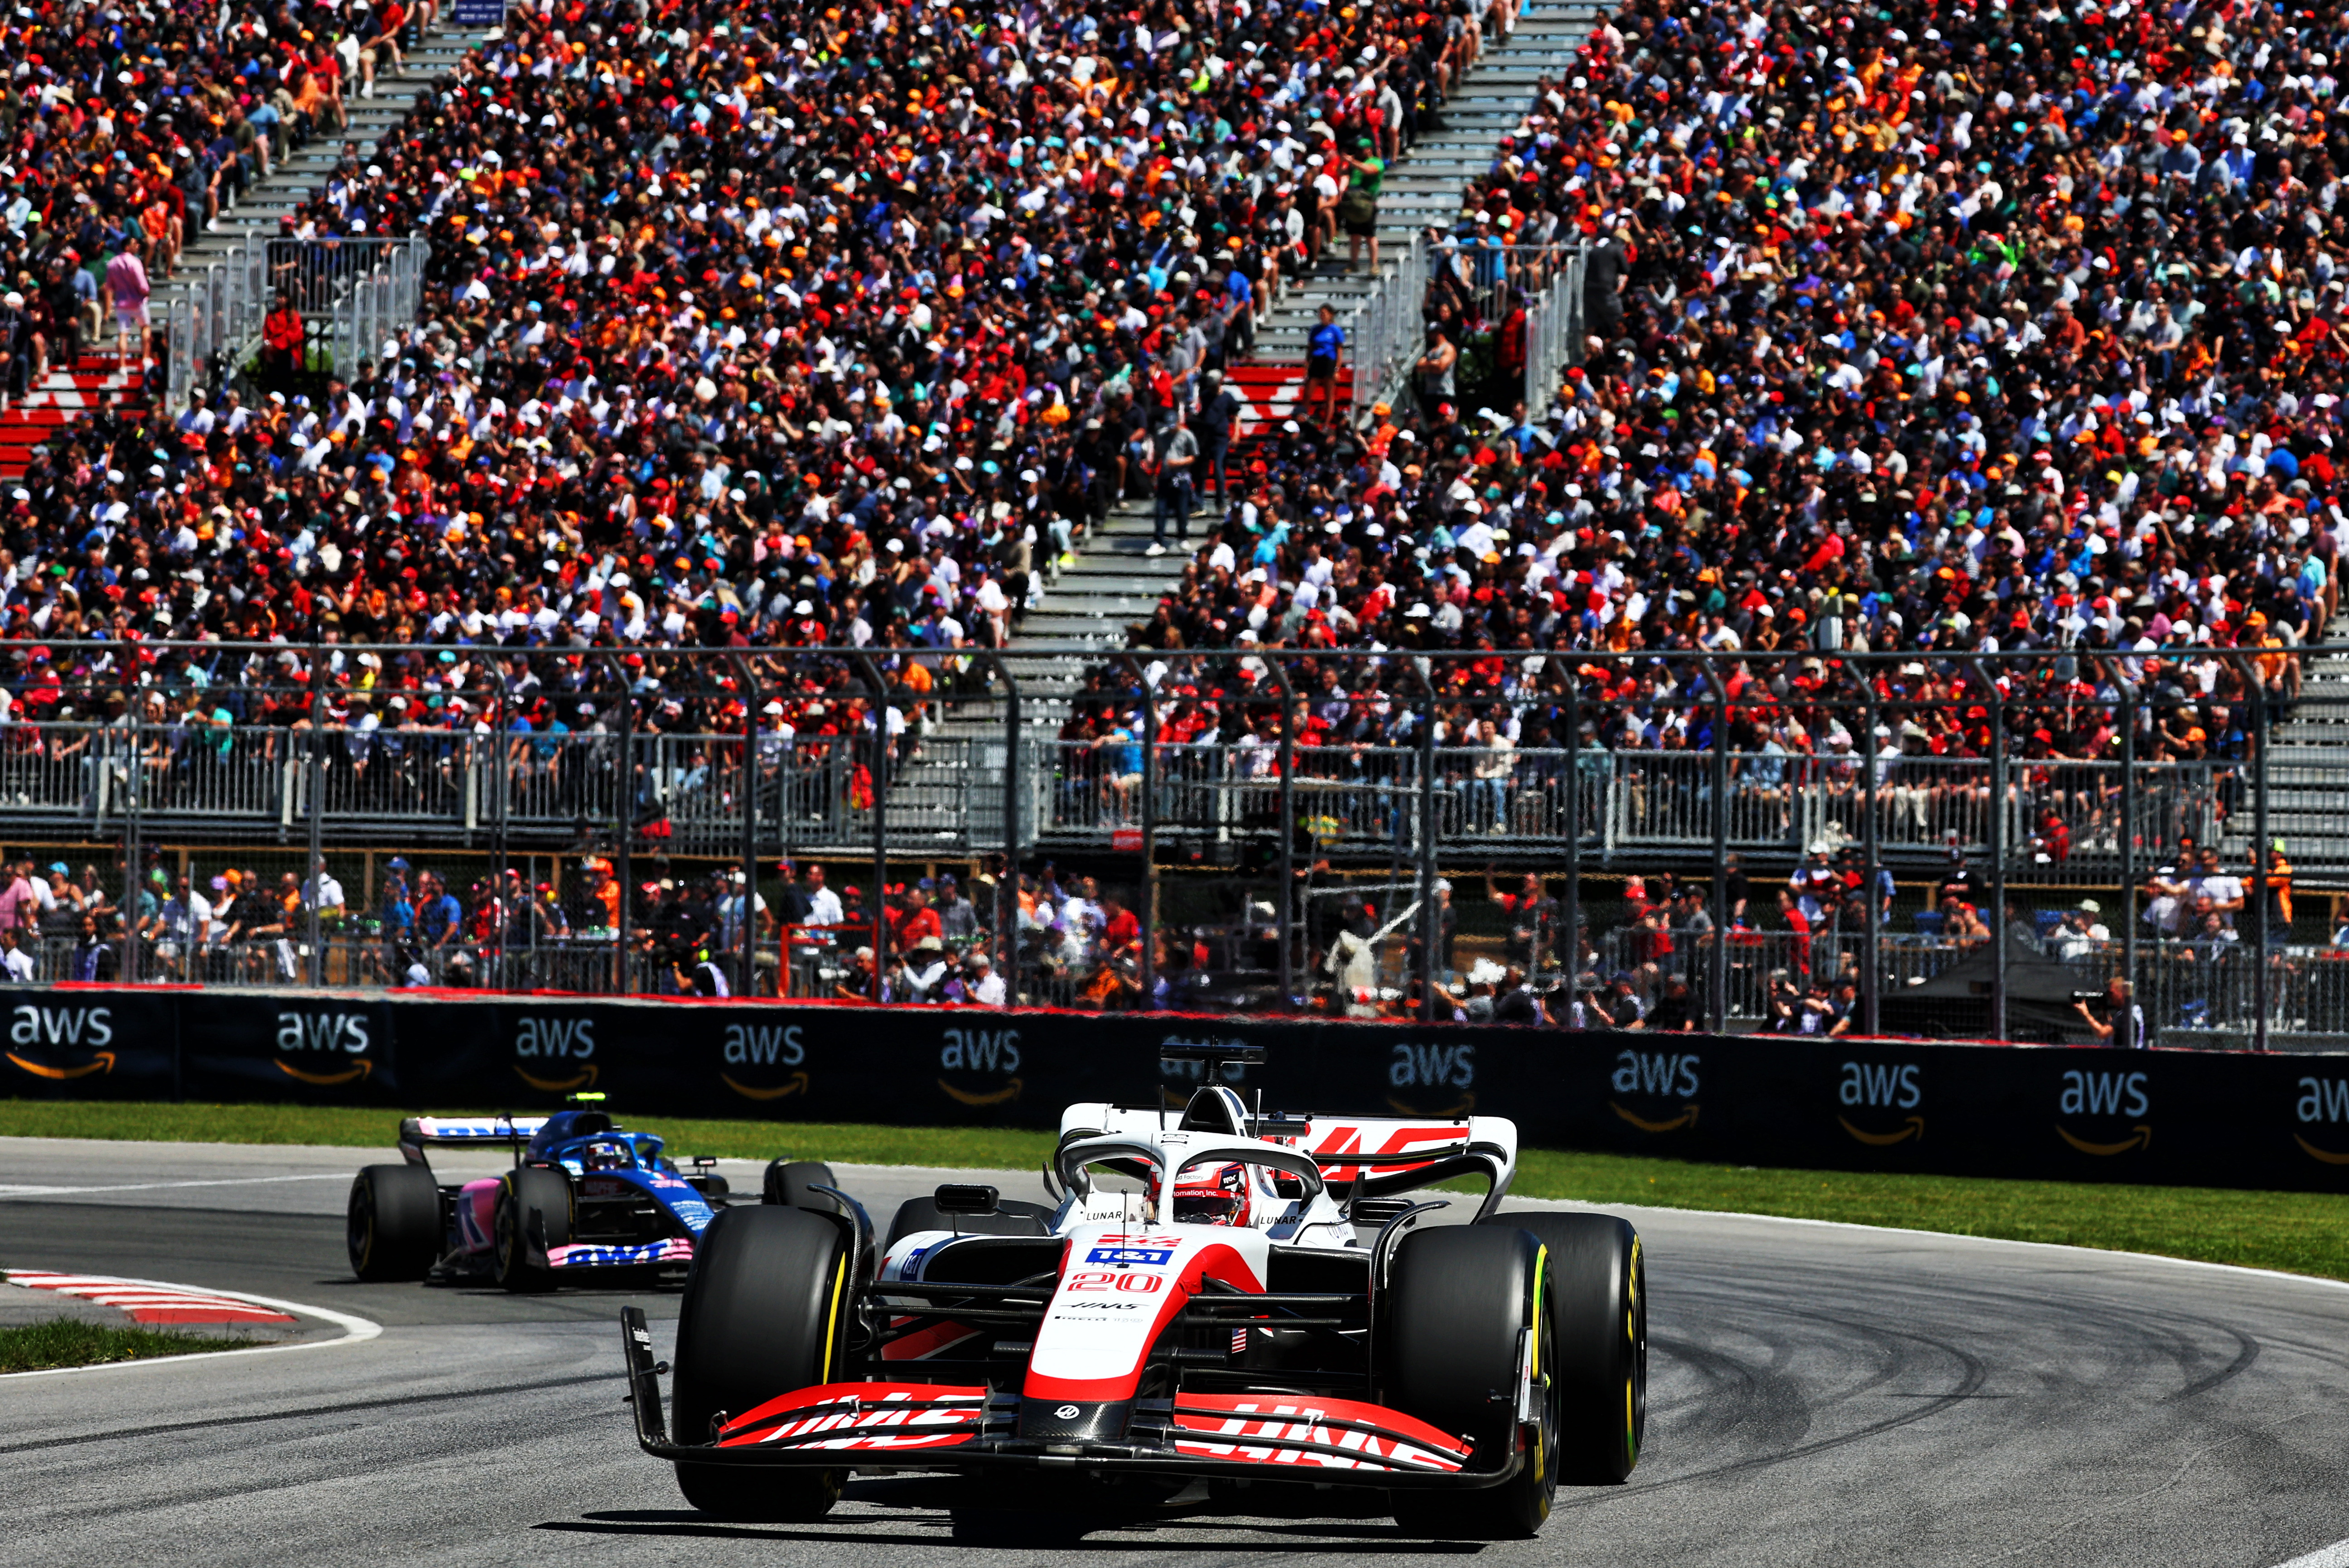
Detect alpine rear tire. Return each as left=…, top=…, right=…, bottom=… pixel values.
left=1381, top=1223, right=1559, bottom=1539
left=492, top=1166, right=574, bottom=1293
left=762, top=1159, right=840, bottom=1212
left=1482, top=1211, right=1645, bottom=1484
left=347, top=1163, right=440, bottom=1281
left=671, top=1205, right=852, bottom=1521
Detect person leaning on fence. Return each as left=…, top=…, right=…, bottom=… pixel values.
left=2075, top=979, right=2146, bottom=1050
left=260, top=293, right=305, bottom=386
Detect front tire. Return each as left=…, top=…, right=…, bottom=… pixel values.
left=671, top=1205, right=852, bottom=1521
left=347, top=1163, right=440, bottom=1281
left=1381, top=1223, right=1559, bottom=1539
left=1483, top=1211, right=1645, bottom=1484
left=492, top=1166, right=573, bottom=1293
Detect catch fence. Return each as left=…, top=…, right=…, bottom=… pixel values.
left=0, top=641, right=2339, bottom=1047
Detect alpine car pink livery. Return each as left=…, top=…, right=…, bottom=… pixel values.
left=347, top=1102, right=730, bottom=1291
left=622, top=1050, right=1648, bottom=1539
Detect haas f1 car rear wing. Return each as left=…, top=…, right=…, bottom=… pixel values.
left=1062, top=1097, right=1520, bottom=1218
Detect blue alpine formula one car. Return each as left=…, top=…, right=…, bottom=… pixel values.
left=346, top=1101, right=734, bottom=1291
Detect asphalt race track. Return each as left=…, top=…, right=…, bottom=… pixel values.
left=3, top=1137, right=2348, bottom=1568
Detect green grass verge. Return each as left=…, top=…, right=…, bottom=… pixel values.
left=0, top=1316, right=252, bottom=1374
left=7, top=1100, right=2347, bottom=1282
left=0, top=1100, right=1059, bottom=1169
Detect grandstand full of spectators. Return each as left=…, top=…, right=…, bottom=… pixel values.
left=0, top=0, right=2335, bottom=1037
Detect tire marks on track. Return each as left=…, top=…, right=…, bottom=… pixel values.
left=0, top=1371, right=613, bottom=1456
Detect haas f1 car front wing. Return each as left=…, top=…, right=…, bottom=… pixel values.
left=620, top=1307, right=1530, bottom=1490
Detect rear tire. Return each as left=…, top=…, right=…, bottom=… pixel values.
left=883, top=1194, right=1053, bottom=1248
left=1381, top=1223, right=1558, bottom=1539
left=763, top=1159, right=839, bottom=1212
left=492, top=1166, right=574, bottom=1293
left=347, top=1163, right=440, bottom=1281
left=1482, top=1211, right=1645, bottom=1484
left=671, top=1205, right=852, bottom=1522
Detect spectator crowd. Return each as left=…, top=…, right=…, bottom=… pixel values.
left=0, top=0, right=2335, bottom=1033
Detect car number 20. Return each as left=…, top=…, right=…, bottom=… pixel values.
left=1064, top=1271, right=1165, bottom=1293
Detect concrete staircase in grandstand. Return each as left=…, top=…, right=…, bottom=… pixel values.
left=0, top=20, right=503, bottom=477
left=998, top=0, right=1606, bottom=700
left=873, top=0, right=1604, bottom=852
left=0, top=357, right=150, bottom=480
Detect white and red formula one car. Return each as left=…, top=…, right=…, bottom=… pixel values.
left=622, top=1047, right=1646, bottom=1539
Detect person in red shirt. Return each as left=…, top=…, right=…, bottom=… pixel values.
left=895, top=885, right=943, bottom=950
left=1098, top=893, right=1142, bottom=965
left=359, top=1, right=407, bottom=96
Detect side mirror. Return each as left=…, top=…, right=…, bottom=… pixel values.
left=933, top=1183, right=1000, bottom=1216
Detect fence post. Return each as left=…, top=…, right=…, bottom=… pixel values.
left=1862, top=685, right=1880, bottom=1037
left=2117, top=670, right=2137, bottom=1045
left=1121, top=653, right=1158, bottom=1009
left=991, top=653, right=1023, bottom=988
left=492, top=682, right=511, bottom=990
left=1416, top=658, right=1440, bottom=1021
left=308, top=647, right=325, bottom=986
left=1266, top=655, right=1297, bottom=1011
left=123, top=695, right=141, bottom=985
left=618, top=675, right=635, bottom=996
left=737, top=654, right=761, bottom=1001
left=854, top=654, right=892, bottom=1002
left=2250, top=670, right=2270, bottom=1053
left=1709, top=670, right=1729, bottom=1033
left=1562, top=659, right=1579, bottom=994
left=1972, top=659, right=2008, bottom=1041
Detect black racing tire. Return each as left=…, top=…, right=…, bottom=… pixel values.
left=1381, top=1223, right=1558, bottom=1540
left=883, top=1194, right=1054, bottom=1249
left=671, top=1205, right=852, bottom=1521
left=347, top=1163, right=440, bottom=1282
left=762, top=1159, right=839, bottom=1212
left=492, top=1165, right=574, bottom=1293
left=1482, top=1211, right=1646, bottom=1484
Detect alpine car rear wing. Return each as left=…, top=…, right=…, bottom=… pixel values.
left=397, top=1115, right=549, bottom=1165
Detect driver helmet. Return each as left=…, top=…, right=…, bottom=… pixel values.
left=1173, top=1161, right=1251, bottom=1226
left=582, top=1139, right=631, bottom=1172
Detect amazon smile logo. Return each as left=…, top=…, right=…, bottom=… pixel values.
left=2056, top=1069, right=2151, bottom=1156
left=724, top=1070, right=809, bottom=1102
left=6, top=1048, right=115, bottom=1080
left=1611, top=1101, right=1698, bottom=1134
left=1840, top=1115, right=1924, bottom=1146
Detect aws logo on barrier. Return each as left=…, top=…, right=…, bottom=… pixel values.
left=1388, top=1043, right=1476, bottom=1116
left=939, top=1028, right=1022, bottom=1106
left=2295, top=1076, right=2349, bottom=1165
left=2055, top=1069, right=2151, bottom=1156
left=722, top=1022, right=808, bottom=1102
left=4, top=1004, right=115, bottom=1081
left=514, top=1018, right=597, bottom=1092
left=275, top=1011, right=374, bottom=1085
left=1839, top=1061, right=1924, bottom=1146
left=1610, top=1050, right=1699, bottom=1134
